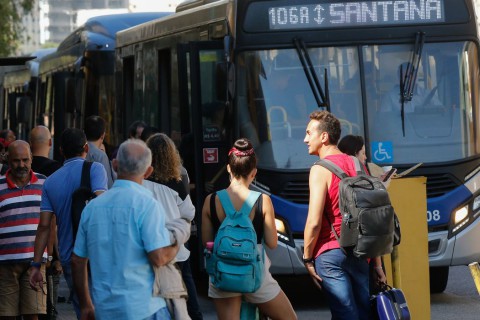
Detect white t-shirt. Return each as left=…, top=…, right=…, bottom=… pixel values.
left=142, top=179, right=195, bottom=261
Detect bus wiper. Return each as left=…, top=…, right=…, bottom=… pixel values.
left=400, top=32, right=425, bottom=136
left=293, top=38, right=330, bottom=111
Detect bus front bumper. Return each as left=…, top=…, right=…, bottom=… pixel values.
left=429, top=216, right=480, bottom=266
left=267, top=239, right=307, bottom=275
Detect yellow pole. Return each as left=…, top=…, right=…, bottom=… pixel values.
left=468, top=262, right=480, bottom=295
left=387, top=177, right=430, bottom=320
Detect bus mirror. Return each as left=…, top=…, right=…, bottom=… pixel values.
left=16, top=97, right=33, bottom=123
left=216, top=62, right=235, bottom=102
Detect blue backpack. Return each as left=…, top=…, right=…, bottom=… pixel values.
left=206, top=189, right=264, bottom=293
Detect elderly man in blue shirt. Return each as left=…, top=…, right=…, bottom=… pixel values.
left=71, top=139, right=179, bottom=320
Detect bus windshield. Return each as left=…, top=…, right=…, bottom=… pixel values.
left=238, top=47, right=364, bottom=170
left=238, top=41, right=480, bottom=170
left=365, top=41, right=480, bottom=165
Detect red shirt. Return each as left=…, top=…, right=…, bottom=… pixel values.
left=314, top=154, right=357, bottom=258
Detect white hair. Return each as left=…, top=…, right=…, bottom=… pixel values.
left=116, top=139, right=151, bottom=176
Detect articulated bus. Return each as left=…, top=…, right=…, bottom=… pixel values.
left=36, top=12, right=171, bottom=160
left=116, top=0, right=480, bottom=292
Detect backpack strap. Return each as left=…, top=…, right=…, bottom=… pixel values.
left=217, top=190, right=236, bottom=217
left=351, top=156, right=366, bottom=175
left=316, top=156, right=365, bottom=177
left=239, top=191, right=262, bottom=215
left=315, top=159, right=348, bottom=179
left=81, top=161, right=93, bottom=189
left=217, top=190, right=261, bottom=218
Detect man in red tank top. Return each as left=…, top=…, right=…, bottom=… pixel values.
left=302, top=110, right=371, bottom=320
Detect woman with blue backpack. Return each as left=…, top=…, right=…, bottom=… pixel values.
left=201, top=138, right=297, bottom=320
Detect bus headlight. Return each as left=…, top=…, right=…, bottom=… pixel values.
left=451, top=205, right=469, bottom=235
left=275, top=217, right=294, bottom=246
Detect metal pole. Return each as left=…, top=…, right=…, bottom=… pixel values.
left=468, top=262, right=480, bottom=295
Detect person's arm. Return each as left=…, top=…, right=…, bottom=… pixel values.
left=262, top=195, right=278, bottom=250
left=303, top=165, right=329, bottom=259
left=303, top=165, right=330, bottom=288
left=148, top=244, right=179, bottom=267
left=372, top=257, right=387, bottom=284
left=201, top=194, right=214, bottom=245
left=29, top=211, right=53, bottom=289
left=71, top=253, right=95, bottom=319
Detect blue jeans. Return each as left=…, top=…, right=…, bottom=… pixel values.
left=315, top=249, right=370, bottom=320
left=143, top=306, right=171, bottom=320
left=62, top=263, right=81, bottom=319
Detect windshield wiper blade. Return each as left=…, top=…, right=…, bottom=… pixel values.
left=400, top=32, right=425, bottom=136
left=293, top=38, right=330, bottom=110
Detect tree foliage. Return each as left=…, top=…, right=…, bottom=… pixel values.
left=0, top=0, right=34, bottom=56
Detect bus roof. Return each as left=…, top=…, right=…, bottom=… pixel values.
left=40, top=12, right=171, bottom=76
left=116, top=0, right=230, bottom=48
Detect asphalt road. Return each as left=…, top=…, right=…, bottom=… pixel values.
left=56, top=264, right=480, bottom=319
left=197, top=266, right=480, bottom=319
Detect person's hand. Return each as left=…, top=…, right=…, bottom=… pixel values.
left=374, top=266, right=387, bottom=286
left=304, top=261, right=322, bottom=290
left=80, top=305, right=95, bottom=320
left=29, top=267, right=44, bottom=290
left=52, top=260, right=63, bottom=275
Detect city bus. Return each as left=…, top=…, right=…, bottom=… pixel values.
left=116, top=0, right=480, bottom=293
left=2, top=48, right=56, bottom=140
left=36, top=12, right=171, bottom=159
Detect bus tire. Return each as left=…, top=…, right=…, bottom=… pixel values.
left=430, top=266, right=449, bottom=293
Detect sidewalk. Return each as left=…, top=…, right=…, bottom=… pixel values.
left=55, top=276, right=77, bottom=320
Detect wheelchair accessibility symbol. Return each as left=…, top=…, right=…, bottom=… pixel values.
left=371, top=141, right=393, bottom=163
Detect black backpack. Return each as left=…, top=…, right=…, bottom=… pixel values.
left=71, top=161, right=96, bottom=239
left=315, top=156, right=401, bottom=258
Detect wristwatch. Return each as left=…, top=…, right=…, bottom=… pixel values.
left=30, top=261, right=41, bottom=269
left=302, top=254, right=315, bottom=264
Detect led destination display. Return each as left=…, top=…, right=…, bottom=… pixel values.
left=268, top=0, right=445, bottom=30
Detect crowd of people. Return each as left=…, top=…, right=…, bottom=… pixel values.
left=0, top=111, right=390, bottom=320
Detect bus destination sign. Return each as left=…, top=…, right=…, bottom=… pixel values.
left=268, top=0, right=445, bottom=30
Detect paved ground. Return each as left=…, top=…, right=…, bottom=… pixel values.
left=55, top=276, right=77, bottom=319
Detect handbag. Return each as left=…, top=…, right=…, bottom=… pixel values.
left=371, top=283, right=410, bottom=320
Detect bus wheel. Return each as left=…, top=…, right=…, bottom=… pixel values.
left=430, top=266, right=449, bottom=293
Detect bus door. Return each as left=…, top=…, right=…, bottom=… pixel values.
left=178, top=41, right=230, bottom=205
left=177, top=41, right=229, bottom=268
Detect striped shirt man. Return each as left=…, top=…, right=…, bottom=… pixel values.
left=0, top=170, right=47, bottom=263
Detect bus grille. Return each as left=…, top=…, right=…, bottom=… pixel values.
left=419, top=173, right=460, bottom=198
left=280, top=181, right=310, bottom=204
left=279, top=173, right=459, bottom=204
